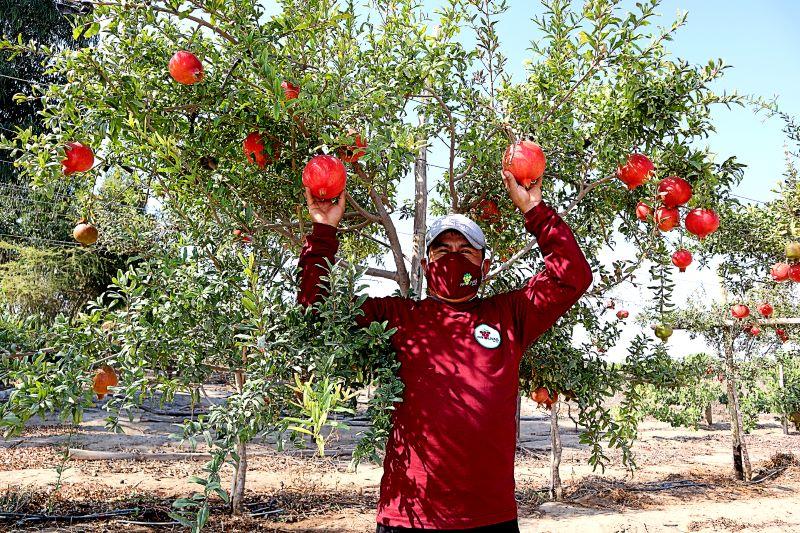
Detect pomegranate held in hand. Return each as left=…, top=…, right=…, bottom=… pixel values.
left=243, top=132, right=281, bottom=168
left=73, top=221, right=98, bottom=245
left=502, top=140, right=546, bottom=188
left=62, top=142, right=94, bottom=175
left=655, top=205, right=680, bottom=232
left=92, top=364, right=119, bottom=400
left=635, top=202, right=653, bottom=221
left=281, top=80, right=300, bottom=100
left=657, top=176, right=693, bottom=207
left=730, top=304, right=750, bottom=319
left=671, top=249, right=692, bottom=272
left=616, top=153, right=654, bottom=190
left=168, top=51, right=203, bottom=85
left=771, top=262, right=790, bottom=282
left=684, top=208, right=719, bottom=240
left=757, top=302, right=773, bottom=318
left=302, top=155, right=347, bottom=200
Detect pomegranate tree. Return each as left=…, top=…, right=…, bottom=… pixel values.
left=671, top=249, right=692, bottom=272
left=657, top=176, right=693, bottom=207
left=168, top=51, right=204, bottom=85
left=502, top=140, right=546, bottom=188
left=61, top=142, right=94, bottom=175
left=616, top=153, right=654, bottom=190
left=302, top=155, right=347, bottom=200
left=684, top=208, right=719, bottom=239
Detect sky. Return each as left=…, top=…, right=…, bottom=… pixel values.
left=262, top=1, right=800, bottom=360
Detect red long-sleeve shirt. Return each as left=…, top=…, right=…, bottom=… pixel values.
left=298, top=201, right=592, bottom=529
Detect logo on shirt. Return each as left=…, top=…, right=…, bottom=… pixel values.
left=461, top=273, right=476, bottom=287
left=474, top=323, right=501, bottom=349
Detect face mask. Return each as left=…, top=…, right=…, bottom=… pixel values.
left=425, top=252, right=483, bottom=300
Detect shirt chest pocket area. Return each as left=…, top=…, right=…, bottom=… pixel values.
left=469, top=322, right=508, bottom=372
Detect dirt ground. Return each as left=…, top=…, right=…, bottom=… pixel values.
left=1, top=386, right=799, bottom=532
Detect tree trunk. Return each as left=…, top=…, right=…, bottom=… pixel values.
left=549, top=400, right=563, bottom=501
left=723, top=327, right=752, bottom=481
left=515, top=392, right=521, bottom=444
left=231, top=369, right=248, bottom=514
left=779, top=363, right=788, bottom=435
left=704, top=403, right=713, bottom=427
left=409, top=119, right=428, bottom=298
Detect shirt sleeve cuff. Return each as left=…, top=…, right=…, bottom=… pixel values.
left=311, top=223, right=338, bottom=239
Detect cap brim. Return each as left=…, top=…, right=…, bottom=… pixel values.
left=427, top=227, right=484, bottom=250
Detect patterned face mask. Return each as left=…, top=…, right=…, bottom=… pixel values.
left=425, top=251, right=483, bottom=300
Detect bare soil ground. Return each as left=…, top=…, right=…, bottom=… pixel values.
left=1, top=387, right=799, bottom=532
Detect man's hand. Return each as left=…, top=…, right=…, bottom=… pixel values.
left=502, top=170, right=543, bottom=213
left=304, top=187, right=346, bottom=228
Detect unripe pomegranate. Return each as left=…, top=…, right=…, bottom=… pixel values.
left=502, top=140, right=546, bottom=188
left=243, top=132, right=282, bottom=168
left=92, top=364, right=119, bottom=400
left=635, top=202, right=653, bottom=221
left=616, top=309, right=629, bottom=320
left=730, top=304, right=750, bottom=319
left=787, top=242, right=800, bottom=260
left=168, top=51, right=203, bottom=85
left=757, top=302, right=773, bottom=318
left=302, top=155, right=347, bottom=200
left=654, top=324, right=673, bottom=342
left=684, top=208, right=719, bottom=240
left=338, top=129, right=367, bottom=163
left=771, top=262, right=791, bottom=282
left=657, top=176, right=693, bottom=207
left=654, top=205, right=680, bottom=232
left=73, top=221, right=98, bottom=245
left=62, top=142, right=94, bottom=175
left=671, top=249, right=692, bottom=272
left=281, top=80, right=300, bottom=100
left=789, top=264, right=800, bottom=282
left=616, top=153, right=654, bottom=190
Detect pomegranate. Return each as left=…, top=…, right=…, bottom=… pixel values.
left=757, top=302, right=773, bottom=318
left=92, top=364, right=119, bottom=400
left=671, top=249, right=692, bottom=272
left=748, top=325, right=761, bottom=337
left=771, top=262, right=791, bottom=282
left=61, top=142, right=94, bottom=175
left=616, top=153, right=654, bottom=190
left=281, top=80, right=300, bottom=100
left=478, top=199, right=501, bottom=223
left=730, top=304, right=750, bottom=319
left=635, top=202, right=653, bottom=221
left=604, top=299, right=615, bottom=310
left=302, top=154, right=347, bottom=200
left=168, top=51, right=203, bottom=85
left=654, top=324, right=673, bottom=342
left=657, top=176, right=693, bottom=207
left=654, top=205, right=680, bottom=232
left=243, top=132, right=281, bottom=168
left=502, top=140, right=546, bottom=188
left=233, top=229, right=251, bottom=243
left=786, top=242, right=800, bottom=260
left=532, top=387, right=558, bottom=408
left=338, top=129, right=367, bottom=163
left=789, top=264, right=800, bottom=282
left=73, top=221, right=98, bottom=245
left=684, top=208, right=719, bottom=240
left=616, top=309, right=629, bottom=320
left=776, top=328, right=789, bottom=343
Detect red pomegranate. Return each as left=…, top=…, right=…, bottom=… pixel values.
left=62, top=142, right=94, bottom=175
left=168, top=51, right=203, bottom=85
left=730, top=304, right=750, bottom=319
left=302, top=155, right=347, bottom=200
left=654, top=205, right=680, bottom=232
left=503, top=140, right=546, bottom=188
left=748, top=325, right=761, bottom=337
left=243, top=132, right=281, bottom=168
left=684, top=208, right=719, bottom=240
left=757, top=302, right=773, bottom=318
left=771, top=262, right=791, bottom=282
left=671, top=249, right=692, bottom=272
left=338, top=129, right=367, bottom=163
left=92, top=364, right=119, bottom=400
left=789, top=264, right=800, bottom=282
left=73, top=221, right=98, bottom=245
left=233, top=229, right=252, bottom=244
left=657, top=176, right=693, bottom=207
left=635, top=202, right=653, bottom=221
left=616, top=153, right=654, bottom=190
left=281, top=80, right=300, bottom=100
left=776, top=328, right=789, bottom=343
left=616, top=309, right=629, bottom=320
left=532, top=387, right=558, bottom=408
left=478, top=199, right=501, bottom=223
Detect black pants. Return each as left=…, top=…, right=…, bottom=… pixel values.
left=376, top=519, right=520, bottom=532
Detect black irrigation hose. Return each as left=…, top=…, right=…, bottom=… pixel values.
left=0, top=507, right=140, bottom=524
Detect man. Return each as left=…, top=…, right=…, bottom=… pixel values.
left=298, top=170, right=592, bottom=532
